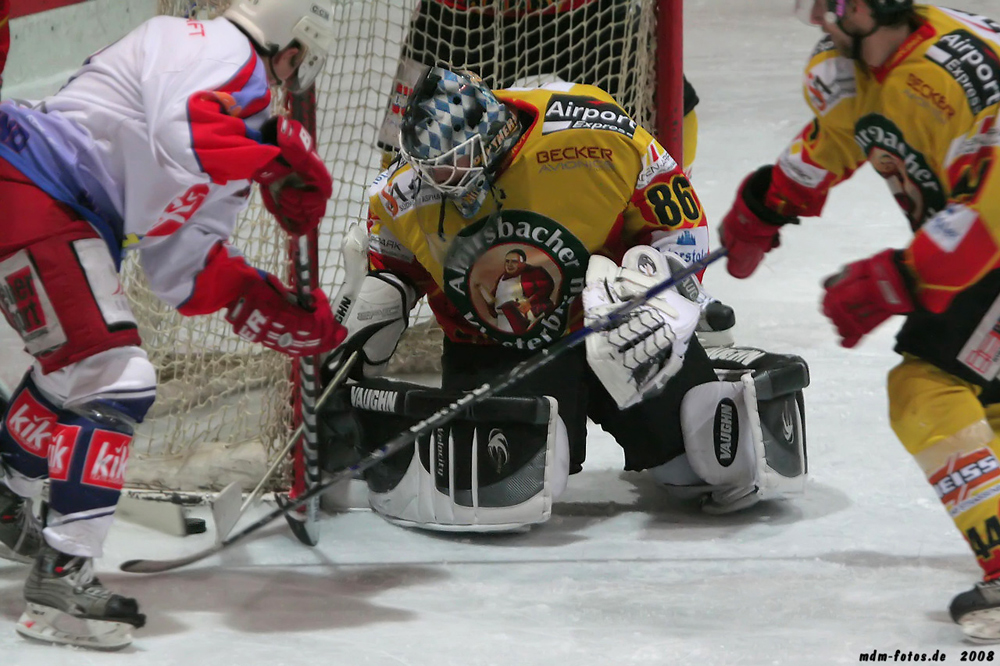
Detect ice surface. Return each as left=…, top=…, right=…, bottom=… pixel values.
left=1, top=0, right=998, bottom=663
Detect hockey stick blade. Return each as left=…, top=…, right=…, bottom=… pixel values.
left=119, top=247, right=727, bottom=574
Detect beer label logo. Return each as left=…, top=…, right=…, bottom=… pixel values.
left=443, top=211, right=588, bottom=350
left=854, top=114, right=946, bottom=230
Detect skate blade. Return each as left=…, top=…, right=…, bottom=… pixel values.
left=16, top=603, right=134, bottom=650
left=958, top=608, right=1000, bottom=644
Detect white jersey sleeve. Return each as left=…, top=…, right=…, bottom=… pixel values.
left=0, top=15, right=283, bottom=312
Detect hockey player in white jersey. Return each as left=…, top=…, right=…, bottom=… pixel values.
left=0, top=0, right=345, bottom=649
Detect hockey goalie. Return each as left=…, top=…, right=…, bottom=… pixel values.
left=316, top=66, right=809, bottom=534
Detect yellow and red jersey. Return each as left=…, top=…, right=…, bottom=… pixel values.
left=367, top=82, right=708, bottom=349
left=767, top=5, right=1000, bottom=314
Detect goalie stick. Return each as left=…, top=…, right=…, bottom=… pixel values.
left=119, top=247, right=727, bottom=574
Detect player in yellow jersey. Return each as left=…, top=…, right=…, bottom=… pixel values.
left=719, top=0, right=1000, bottom=642
left=319, top=67, right=811, bottom=543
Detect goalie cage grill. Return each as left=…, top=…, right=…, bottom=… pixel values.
left=124, top=0, right=679, bottom=494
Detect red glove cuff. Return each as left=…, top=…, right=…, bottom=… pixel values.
left=254, top=118, right=333, bottom=235
left=225, top=273, right=346, bottom=356
left=720, top=166, right=797, bottom=278
left=822, top=249, right=915, bottom=348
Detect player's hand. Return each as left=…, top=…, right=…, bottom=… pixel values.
left=821, top=249, right=915, bottom=348
left=225, top=273, right=346, bottom=356
left=720, top=166, right=796, bottom=279
left=254, top=117, right=333, bottom=235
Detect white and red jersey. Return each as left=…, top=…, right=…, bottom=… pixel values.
left=0, top=15, right=280, bottom=313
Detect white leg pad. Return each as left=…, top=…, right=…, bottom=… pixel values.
left=679, top=374, right=764, bottom=513
left=369, top=398, right=569, bottom=533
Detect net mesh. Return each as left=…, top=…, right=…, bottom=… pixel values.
left=129, top=0, right=664, bottom=491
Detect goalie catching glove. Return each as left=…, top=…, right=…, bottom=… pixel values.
left=254, top=117, right=333, bottom=235
left=225, top=272, right=346, bottom=356
left=583, top=246, right=701, bottom=409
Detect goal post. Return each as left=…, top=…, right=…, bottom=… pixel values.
left=129, top=0, right=685, bottom=495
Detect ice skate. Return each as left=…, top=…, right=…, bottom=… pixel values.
left=951, top=578, right=1000, bottom=644
left=0, top=483, right=42, bottom=563
left=16, top=542, right=145, bottom=650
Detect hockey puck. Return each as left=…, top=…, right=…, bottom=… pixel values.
left=184, top=517, right=207, bottom=535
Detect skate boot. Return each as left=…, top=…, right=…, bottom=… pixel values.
left=951, top=578, right=1000, bottom=643
left=16, top=542, right=146, bottom=650
left=0, top=483, right=42, bottom=563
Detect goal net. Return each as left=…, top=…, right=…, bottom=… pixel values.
left=125, top=0, right=679, bottom=493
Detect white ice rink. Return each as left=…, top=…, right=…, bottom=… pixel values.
left=2, top=0, right=999, bottom=663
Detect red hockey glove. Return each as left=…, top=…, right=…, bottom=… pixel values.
left=821, top=249, right=915, bottom=349
left=254, top=118, right=333, bottom=235
left=720, top=166, right=798, bottom=279
left=225, top=273, right=347, bottom=356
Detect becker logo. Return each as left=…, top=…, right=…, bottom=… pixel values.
left=536, top=146, right=613, bottom=163
left=82, top=430, right=131, bottom=491
left=47, top=425, right=81, bottom=481
left=5, top=390, right=57, bottom=457
left=906, top=73, right=957, bottom=119
left=930, top=448, right=1000, bottom=506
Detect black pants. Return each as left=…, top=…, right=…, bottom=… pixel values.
left=441, top=336, right=717, bottom=473
left=896, top=268, right=1000, bottom=394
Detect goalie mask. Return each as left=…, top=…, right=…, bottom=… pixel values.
left=224, top=0, right=334, bottom=93
left=398, top=67, right=521, bottom=218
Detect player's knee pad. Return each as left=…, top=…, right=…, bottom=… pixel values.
left=7, top=348, right=154, bottom=557
left=320, top=378, right=569, bottom=533
left=653, top=347, right=809, bottom=514
left=887, top=356, right=986, bottom=456
left=908, top=420, right=1000, bottom=578
left=0, top=373, right=67, bottom=490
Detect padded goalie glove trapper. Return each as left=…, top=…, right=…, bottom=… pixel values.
left=583, top=252, right=701, bottom=410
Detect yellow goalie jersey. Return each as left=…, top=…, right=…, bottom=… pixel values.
left=767, top=5, right=1000, bottom=316
left=367, top=82, right=708, bottom=349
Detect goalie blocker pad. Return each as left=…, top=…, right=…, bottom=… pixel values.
left=318, top=378, right=569, bottom=532
left=653, top=346, right=809, bottom=514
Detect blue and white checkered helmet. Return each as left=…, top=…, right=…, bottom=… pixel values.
left=399, top=67, right=520, bottom=217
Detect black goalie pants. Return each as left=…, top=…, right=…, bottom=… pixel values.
left=440, top=336, right=718, bottom=474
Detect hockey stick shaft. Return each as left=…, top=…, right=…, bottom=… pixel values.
left=120, top=247, right=727, bottom=574
left=288, top=233, right=322, bottom=544
left=238, top=350, right=359, bottom=516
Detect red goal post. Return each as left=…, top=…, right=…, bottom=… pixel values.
left=127, top=0, right=685, bottom=496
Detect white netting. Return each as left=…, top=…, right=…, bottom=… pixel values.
left=127, top=0, right=665, bottom=492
